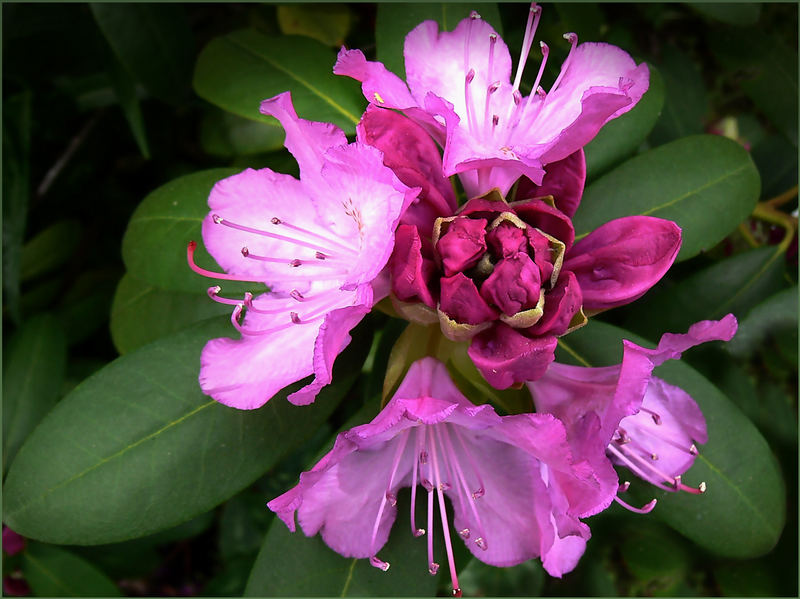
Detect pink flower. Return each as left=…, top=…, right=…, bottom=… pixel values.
left=188, top=92, right=418, bottom=409
left=335, top=4, right=648, bottom=198
left=268, top=358, right=613, bottom=591
left=528, top=315, right=738, bottom=511
left=2, top=526, right=25, bottom=557
left=390, top=188, right=682, bottom=389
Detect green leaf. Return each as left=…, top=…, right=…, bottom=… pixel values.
left=710, top=27, right=798, bottom=146
left=751, top=133, right=798, bottom=199
left=621, top=246, right=786, bottom=342
left=245, top=488, right=440, bottom=596
left=22, top=542, right=121, bottom=596
left=200, top=108, right=285, bottom=157
left=110, top=272, right=230, bottom=354
left=104, top=47, right=150, bottom=158
left=19, top=220, right=81, bottom=282
left=648, top=46, right=709, bottom=146
left=2, top=91, right=32, bottom=324
left=3, top=313, right=67, bottom=473
left=3, top=317, right=368, bottom=545
left=556, top=320, right=786, bottom=558
left=585, top=65, right=665, bottom=181
left=687, top=2, right=761, bottom=26
left=277, top=4, right=352, bottom=47
left=727, top=286, right=798, bottom=358
left=376, top=4, right=503, bottom=79
left=90, top=4, right=194, bottom=105
left=121, top=168, right=245, bottom=294
left=55, top=268, right=119, bottom=347
left=193, top=29, right=363, bottom=133
left=574, top=135, right=761, bottom=261
left=459, top=558, right=544, bottom=597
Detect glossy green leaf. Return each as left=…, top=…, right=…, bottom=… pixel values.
left=121, top=168, right=245, bottom=294
left=56, top=268, right=119, bottom=347
left=619, top=521, right=689, bottom=585
left=22, top=542, right=121, bottom=596
left=687, top=2, right=761, bottom=26
left=200, top=108, right=285, bottom=157
left=3, top=317, right=368, bottom=545
left=193, top=29, right=362, bottom=133
left=376, top=4, right=503, bottom=79
left=556, top=320, right=786, bottom=558
left=3, top=314, right=67, bottom=473
left=751, top=133, right=798, bottom=199
left=20, top=220, right=81, bottom=282
left=574, top=135, right=760, bottom=261
left=277, top=4, right=352, bottom=47
left=90, top=4, right=194, bottom=105
left=621, top=246, right=786, bottom=342
left=648, top=46, right=708, bottom=146
left=2, top=91, right=32, bottom=324
left=585, top=66, right=665, bottom=181
left=727, top=286, right=798, bottom=358
left=110, top=272, right=230, bottom=354
left=245, top=488, right=439, bottom=597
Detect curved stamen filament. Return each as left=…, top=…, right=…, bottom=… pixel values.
left=430, top=426, right=461, bottom=596
left=512, top=3, right=542, bottom=91
left=208, top=286, right=249, bottom=306
left=614, top=494, right=657, bottom=514
left=550, top=32, right=578, bottom=93
left=368, top=430, right=411, bottom=567
left=410, top=430, right=425, bottom=537
left=451, top=427, right=486, bottom=498
left=188, top=242, right=267, bottom=283
left=242, top=248, right=346, bottom=270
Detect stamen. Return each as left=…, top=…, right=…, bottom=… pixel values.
left=207, top=286, right=248, bottom=306
left=515, top=41, right=549, bottom=128
left=607, top=444, right=676, bottom=494
left=242, top=248, right=346, bottom=270
left=187, top=241, right=267, bottom=283
left=410, top=429, right=425, bottom=537
left=487, top=33, right=497, bottom=83
left=614, top=494, right=657, bottom=514
left=451, top=427, right=487, bottom=499
left=550, top=32, right=578, bottom=93
left=369, top=556, right=390, bottom=571
left=211, top=215, right=344, bottom=256
left=618, top=481, right=631, bottom=493
left=640, top=407, right=662, bottom=425
left=368, top=431, right=410, bottom=565
left=290, top=289, right=305, bottom=302
left=430, top=426, right=461, bottom=596
left=269, top=216, right=358, bottom=255
left=512, top=3, right=542, bottom=91
left=674, top=475, right=707, bottom=495
left=464, top=69, right=478, bottom=134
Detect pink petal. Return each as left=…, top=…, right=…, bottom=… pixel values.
left=319, top=142, right=416, bottom=287
left=404, top=18, right=512, bottom=120
left=468, top=323, right=557, bottom=388
left=564, top=216, right=681, bottom=310
left=529, top=43, right=650, bottom=164
left=440, top=272, right=498, bottom=325
left=260, top=91, right=347, bottom=190
left=389, top=224, right=437, bottom=307
left=334, top=47, right=417, bottom=110
left=288, top=301, right=372, bottom=405
left=357, top=105, right=456, bottom=237
left=516, top=149, right=586, bottom=218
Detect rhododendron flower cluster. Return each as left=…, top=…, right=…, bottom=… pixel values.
left=186, top=4, right=738, bottom=592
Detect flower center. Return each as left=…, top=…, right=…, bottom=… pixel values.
left=367, top=424, right=490, bottom=597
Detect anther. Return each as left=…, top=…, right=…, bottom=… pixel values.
left=689, top=444, right=699, bottom=455
left=488, top=81, right=501, bottom=94
left=429, top=562, right=440, bottom=575
left=489, top=33, right=497, bottom=43
left=419, top=451, right=428, bottom=464
left=271, top=217, right=281, bottom=225
left=453, top=588, right=462, bottom=598
left=492, top=114, right=499, bottom=127
left=618, top=481, right=631, bottom=493
left=421, top=479, right=434, bottom=492
left=474, top=537, right=487, bottom=551
left=459, top=528, right=470, bottom=539
left=465, top=69, right=475, bottom=84
left=386, top=491, right=398, bottom=507
left=650, top=453, right=658, bottom=461
left=369, top=556, right=390, bottom=571
left=698, top=482, right=707, bottom=493
left=290, top=259, right=302, bottom=267
left=212, top=214, right=223, bottom=224
left=315, top=251, right=327, bottom=260
left=469, top=10, right=480, bottom=19
left=513, top=90, right=522, bottom=105
left=290, top=312, right=301, bottom=324
left=439, top=482, right=452, bottom=491
left=414, top=528, right=426, bottom=537
left=472, top=486, right=485, bottom=500
left=241, top=247, right=249, bottom=257
left=290, top=289, right=304, bottom=301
